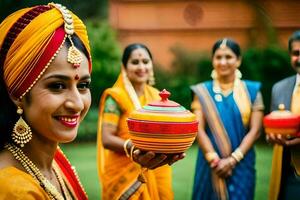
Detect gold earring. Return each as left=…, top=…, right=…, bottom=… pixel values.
left=12, top=107, right=32, bottom=147
left=235, top=69, right=242, bottom=79
left=148, top=68, right=155, bottom=86
left=220, top=38, right=227, bottom=49
left=211, top=69, right=217, bottom=80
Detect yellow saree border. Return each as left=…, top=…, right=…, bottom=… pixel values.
left=269, top=145, right=283, bottom=200
left=102, top=113, right=120, bottom=125
left=194, top=84, right=232, bottom=157
left=193, top=84, right=230, bottom=200
left=233, top=80, right=251, bottom=127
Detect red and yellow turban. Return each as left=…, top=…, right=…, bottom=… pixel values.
left=0, top=3, right=92, bottom=100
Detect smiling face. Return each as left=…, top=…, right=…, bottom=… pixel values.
left=125, top=48, right=153, bottom=86
left=20, top=44, right=91, bottom=143
left=290, top=40, right=300, bottom=74
left=212, top=47, right=241, bottom=80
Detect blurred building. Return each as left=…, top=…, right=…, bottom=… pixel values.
left=109, top=0, right=300, bottom=69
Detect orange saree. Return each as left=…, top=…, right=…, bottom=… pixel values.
left=0, top=148, right=87, bottom=200
left=97, top=71, right=173, bottom=200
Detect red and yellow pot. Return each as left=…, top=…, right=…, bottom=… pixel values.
left=127, top=89, right=198, bottom=153
left=263, top=104, right=300, bottom=138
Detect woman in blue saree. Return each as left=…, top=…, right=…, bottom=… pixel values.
left=190, top=38, right=264, bottom=200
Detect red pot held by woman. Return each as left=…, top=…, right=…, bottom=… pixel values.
left=127, top=89, right=198, bottom=154
left=263, top=104, right=300, bottom=138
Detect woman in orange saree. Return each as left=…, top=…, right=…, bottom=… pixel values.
left=97, top=43, right=179, bottom=200
left=0, top=3, right=91, bottom=199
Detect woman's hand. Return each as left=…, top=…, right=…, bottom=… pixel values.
left=167, top=153, right=186, bottom=166
left=213, top=157, right=236, bottom=178
left=266, top=133, right=287, bottom=145
left=132, top=149, right=185, bottom=169
left=266, top=133, right=300, bottom=146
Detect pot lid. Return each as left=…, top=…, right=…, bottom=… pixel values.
left=143, top=89, right=186, bottom=112
left=263, top=104, right=300, bottom=128
left=148, top=89, right=179, bottom=107
left=128, top=89, right=196, bottom=122
left=267, top=104, right=299, bottom=119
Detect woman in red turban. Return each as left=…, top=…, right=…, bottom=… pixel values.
left=0, top=3, right=92, bottom=199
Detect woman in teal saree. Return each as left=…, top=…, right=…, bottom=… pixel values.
left=190, top=38, right=264, bottom=200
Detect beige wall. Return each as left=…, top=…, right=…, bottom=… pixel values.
left=109, top=0, right=300, bottom=69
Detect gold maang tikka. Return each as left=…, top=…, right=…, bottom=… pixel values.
left=220, top=38, right=227, bottom=49
left=49, top=3, right=82, bottom=68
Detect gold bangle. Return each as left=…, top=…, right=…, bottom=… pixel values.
left=130, top=144, right=135, bottom=160
left=231, top=148, right=244, bottom=162
left=235, top=148, right=244, bottom=160
left=123, top=139, right=131, bottom=158
left=205, top=152, right=218, bottom=163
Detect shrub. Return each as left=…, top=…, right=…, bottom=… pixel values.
left=241, top=45, right=294, bottom=112
left=86, top=20, right=121, bottom=107
left=76, top=107, right=99, bottom=142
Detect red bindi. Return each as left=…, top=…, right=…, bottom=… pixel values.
left=75, top=74, right=79, bottom=80
left=73, top=63, right=80, bottom=68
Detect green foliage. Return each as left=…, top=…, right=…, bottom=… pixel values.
left=76, top=108, right=98, bottom=142
left=155, top=45, right=212, bottom=110
left=86, top=20, right=122, bottom=106
left=241, top=45, right=294, bottom=112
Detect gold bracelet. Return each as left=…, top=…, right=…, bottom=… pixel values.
left=130, top=144, right=135, bottom=160
left=205, top=152, right=218, bottom=163
left=231, top=148, right=244, bottom=162
left=123, top=139, right=131, bottom=158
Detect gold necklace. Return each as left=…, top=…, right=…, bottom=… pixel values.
left=219, top=82, right=234, bottom=90
left=5, top=143, right=70, bottom=200
left=53, top=162, right=73, bottom=199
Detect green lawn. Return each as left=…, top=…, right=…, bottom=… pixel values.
left=61, top=143, right=273, bottom=200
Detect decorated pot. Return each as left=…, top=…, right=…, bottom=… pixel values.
left=263, top=104, right=300, bottom=138
left=127, top=89, right=198, bottom=153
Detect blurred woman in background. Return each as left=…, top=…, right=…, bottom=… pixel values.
left=190, top=38, right=264, bottom=200
left=97, top=43, right=183, bottom=200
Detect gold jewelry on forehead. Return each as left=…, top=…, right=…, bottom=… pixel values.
left=67, top=35, right=82, bottom=68
left=49, top=3, right=82, bottom=68
left=220, top=38, right=227, bottom=49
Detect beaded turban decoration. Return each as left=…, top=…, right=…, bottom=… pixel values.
left=0, top=3, right=92, bottom=100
